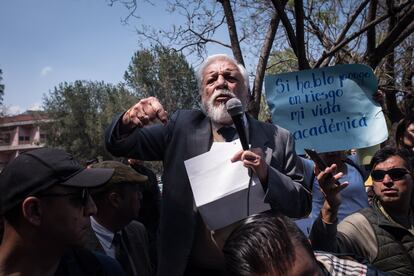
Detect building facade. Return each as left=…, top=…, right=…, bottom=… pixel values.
left=0, top=111, right=51, bottom=171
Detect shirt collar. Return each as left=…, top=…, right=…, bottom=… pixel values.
left=90, top=216, right=119, bottom=249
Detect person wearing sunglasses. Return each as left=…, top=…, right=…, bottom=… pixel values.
left=84, top=161, right=153, bottom=276
left=309, top=146, right=414, bottom=275
left=0, top=148, right=127, bottom=276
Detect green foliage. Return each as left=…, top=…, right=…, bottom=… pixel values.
left=315, top=10, right=337, bottom=26
left=43, top=80, right=137, bottom=162
left=266, top=48, right=298, bottom=75
left=124, top=46, right=199, bottom=112
left=258, top=94, right=271, bottom=122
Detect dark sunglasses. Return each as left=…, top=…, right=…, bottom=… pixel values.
left=371, top=168, right=410, bottom=182
left=37, top=188, right=90, bottom=207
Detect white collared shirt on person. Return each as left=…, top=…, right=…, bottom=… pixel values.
left=90, top=216, right=119, bottom=258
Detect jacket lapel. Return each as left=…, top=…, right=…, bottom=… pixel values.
left=84, top=227, right=105, bottom=253
left=247, top=115, right=271, bottom=150
left=185, top=115, right=212, bottom=160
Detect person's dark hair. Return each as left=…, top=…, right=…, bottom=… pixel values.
left=401, top=93, right=414, bottom=116
left=395, top=115, right=414, bottom=150
left=370, top=146, right=414, bottom=171
left=222, top=213, right=314, bottom=276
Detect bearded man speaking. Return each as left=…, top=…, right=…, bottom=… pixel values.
left=105, top=54, right=311, bottom=276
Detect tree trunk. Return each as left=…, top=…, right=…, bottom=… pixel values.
left=382, top=1, right=404, bottom=123
left=218, top=0, right=245, bottom=66
left=294, top=0, right=310, bottom=70
left=250, top=10, right=281, bottom=118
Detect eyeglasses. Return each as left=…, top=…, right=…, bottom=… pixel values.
left=37, top=188, right=90, bottom=207
left=371, top=168, right=410, bottom=182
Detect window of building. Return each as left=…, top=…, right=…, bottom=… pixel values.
left=0, top=133, right=11, bottom=145
left=19, top=135, right=30, bottom=144
left=40, top=133, right=47, bottom=143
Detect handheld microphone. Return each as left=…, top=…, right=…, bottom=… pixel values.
left=226, top=98, right=249, bottom=150
left=226, top=98, right=253, bottom=216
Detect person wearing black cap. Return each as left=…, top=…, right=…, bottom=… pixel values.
left=84, top=161, right=153, bottom=276
left=0, top=148, right=126, bottom=276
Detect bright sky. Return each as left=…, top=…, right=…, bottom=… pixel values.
left=1, top=0, right=231, bottom=115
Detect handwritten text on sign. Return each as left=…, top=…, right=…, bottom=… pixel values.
left=265, top=64, right=388, bottom=154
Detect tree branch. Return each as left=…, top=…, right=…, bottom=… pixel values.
left=368, top=3, right=414, bottom=68
left=250, top=8, right=282, bottom=117
left=366, top=0, right=378, bottom=55
left=402, top=45, right=413, bottom=90
left=314, top=1, right=411, bottom=68
left=315, top=0, right=371, bottom=67
left=305, top=16, right=332, bottom=49
left=271, top=0, right=298, bottom=55
left=337, top=0, right=371, bottom=46
left=107, top=0, right=140, bottom=24
left=218, top=0, right=245, bottom=66
left=188, top=28, right=232, bottom=48
left=294, top=0, right=310, bottom=69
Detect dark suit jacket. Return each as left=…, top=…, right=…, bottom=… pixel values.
left=105, top=109, right=311, bottom=276
left=83, top=220, right=152, bottom=276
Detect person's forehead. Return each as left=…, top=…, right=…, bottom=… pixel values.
left=374, top=155, right=408, bottom=170
left=203, top=59, right=240, bottom=75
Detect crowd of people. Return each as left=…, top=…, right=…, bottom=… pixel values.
left=0, top=54, right=413, bottom=276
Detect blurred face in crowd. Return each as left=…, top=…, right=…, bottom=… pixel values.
left=371, top=155, right=413, bottom=209
left=403, top=123, right=414, bottom=150
left=201, top=57, right=248, bottom=125
left=115, top=183, right=142, bottom=223
left=38, top=185, right=97, bottom=246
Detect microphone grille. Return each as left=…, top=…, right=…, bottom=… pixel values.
left=226, top=98, right=244, bottom=117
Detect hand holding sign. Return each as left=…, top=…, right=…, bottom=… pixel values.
left=265, top=64, right=388, bottom=154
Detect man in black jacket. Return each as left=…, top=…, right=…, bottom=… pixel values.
left=85, top=161, right=153, bottom=276
left=105, top=54, right=311, bottom=275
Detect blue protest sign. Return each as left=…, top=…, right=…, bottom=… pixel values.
left=265, top=64, right=388, bottom=154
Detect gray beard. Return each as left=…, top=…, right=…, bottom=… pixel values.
left=202, top=89, right=235, bottom=125
left=207, top=103, right=233, bottom=125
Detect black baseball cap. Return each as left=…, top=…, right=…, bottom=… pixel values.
left=0, top=148, right=114, bottom=215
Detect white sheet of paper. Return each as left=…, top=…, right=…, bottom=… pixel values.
left=184, top=139, right=254, bottom=207
left=209, top=140, right=238, bottom=151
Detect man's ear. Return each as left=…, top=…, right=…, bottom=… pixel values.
left=22, top=197, right=42, bottom=226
